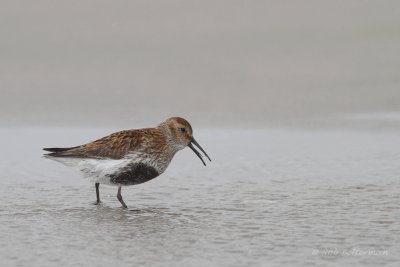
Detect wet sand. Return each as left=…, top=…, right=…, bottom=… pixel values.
left=1, top=127, right=400, bottom=266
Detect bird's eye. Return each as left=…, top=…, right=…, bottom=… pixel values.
left=180, top=128, right=186, bottom=132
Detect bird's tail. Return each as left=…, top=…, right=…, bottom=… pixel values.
left=43, top=146, right=81, bottom=157
left=43, top=147, right=79, bottom=153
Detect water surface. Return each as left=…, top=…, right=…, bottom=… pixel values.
left=0, top=127, right=399, bottom=266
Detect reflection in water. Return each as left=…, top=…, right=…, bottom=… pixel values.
left=60, top=206, right=186, bottom=237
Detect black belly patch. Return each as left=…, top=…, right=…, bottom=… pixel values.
left=107, top=163, right=159, bottom=186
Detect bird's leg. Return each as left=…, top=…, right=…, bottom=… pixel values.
left=94, top=183, right=101, bottom=204
left=117, top=185, right=128, bottom=209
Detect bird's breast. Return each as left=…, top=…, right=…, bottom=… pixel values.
left=107, top=162, right=160, bottom=185
left=106, top=152, right=173, bottom=185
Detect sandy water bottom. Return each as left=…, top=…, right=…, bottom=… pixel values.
left=0, top=127, right=399, bottom=266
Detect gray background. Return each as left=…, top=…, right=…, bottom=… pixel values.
left=1, top=0, right=399, bottom=128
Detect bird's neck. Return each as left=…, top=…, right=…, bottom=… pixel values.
left=157, top=123, right=185, bottom=153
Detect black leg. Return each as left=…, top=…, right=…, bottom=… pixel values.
left=117, top=185, right=128, bottom=209
left=95, top=183, right=101, bottom=205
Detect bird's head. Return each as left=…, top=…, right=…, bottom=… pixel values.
left=160, top=117, right=211, bottom=166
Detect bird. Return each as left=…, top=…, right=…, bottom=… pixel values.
left=43, top=117, right=211, bottom=208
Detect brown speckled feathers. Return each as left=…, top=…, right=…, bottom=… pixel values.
left=44, top=128, right=166, bottom=159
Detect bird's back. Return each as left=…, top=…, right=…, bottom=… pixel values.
left=44, top=128, right=164, bottom=159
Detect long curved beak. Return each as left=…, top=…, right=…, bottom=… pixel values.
left=188, top=137, right=211, bottom=166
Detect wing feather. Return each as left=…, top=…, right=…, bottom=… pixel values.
left=43, top=128, right=163, bottom=159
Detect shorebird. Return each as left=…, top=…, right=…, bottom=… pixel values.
left=43, top=117, right=211, bottom=208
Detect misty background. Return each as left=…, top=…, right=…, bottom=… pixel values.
left=1, top=0, right=400, bottom=128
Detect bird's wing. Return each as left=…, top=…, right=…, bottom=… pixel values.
left=44, top=129, right=158, bottom=159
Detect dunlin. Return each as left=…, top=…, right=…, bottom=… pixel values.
left=43, top=117, right=211, bottom=208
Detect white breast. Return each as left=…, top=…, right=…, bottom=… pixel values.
left=46, top=152, right=173, bottom=185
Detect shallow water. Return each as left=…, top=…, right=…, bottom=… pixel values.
left=0, top=127, right=399, bottom=266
